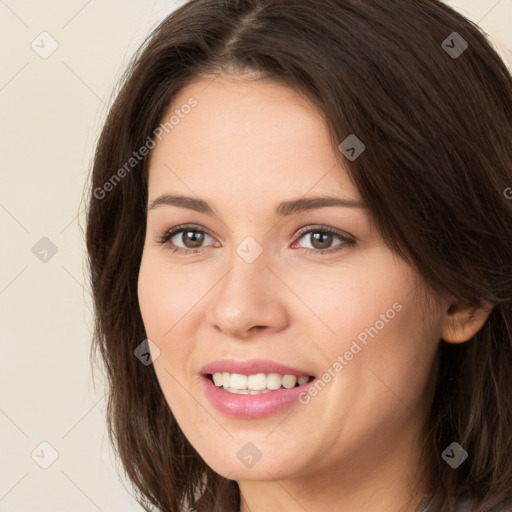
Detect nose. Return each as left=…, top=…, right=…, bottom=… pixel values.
left=206, top=244, right=290, bottom=340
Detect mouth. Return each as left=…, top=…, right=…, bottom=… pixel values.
left=206, top=372, right=315, bottom=394
left=198, top=360, right=318, bottom=418
left=198, top=359, right=318, bottom=418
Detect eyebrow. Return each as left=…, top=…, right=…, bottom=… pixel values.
left=147, top=193, right=367, bottom=216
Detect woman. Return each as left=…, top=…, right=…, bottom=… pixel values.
left=85, top=0, right=512, bottom=510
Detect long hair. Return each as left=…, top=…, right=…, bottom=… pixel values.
left=85, top=1, right=512, bottom=510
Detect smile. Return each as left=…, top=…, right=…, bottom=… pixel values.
left=200, top=374, right=317, bottom=418
left=210, top=372, right=313, bottom=394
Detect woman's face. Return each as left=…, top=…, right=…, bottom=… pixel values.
left=137, top=75, right=446, bottom=489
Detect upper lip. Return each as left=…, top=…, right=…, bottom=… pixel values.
left=200, top=359, right=315, bottom=377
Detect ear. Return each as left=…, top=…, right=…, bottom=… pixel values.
left=441, top=298, right=494, bottom=344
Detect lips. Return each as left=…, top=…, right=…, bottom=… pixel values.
left=198, top=358, right=318, bottom=419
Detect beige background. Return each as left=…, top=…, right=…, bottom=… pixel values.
left=0, top=1, right=511, bottom=510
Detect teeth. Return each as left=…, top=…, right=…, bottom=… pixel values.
left=224, top=388, right=271, bottom=395
left=230, top=373, right=248, bottom=389
left=211, top=372, right=311, bottom=392
left=247, top=373, right=267, bottom=390
left=266, top=373, right=282, bottom=390
left=282, top=375, right=297, bottom=389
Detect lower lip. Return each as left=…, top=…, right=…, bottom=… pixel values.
left=200, top=375, right=317, bottom=419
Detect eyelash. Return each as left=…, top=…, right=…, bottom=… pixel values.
left=155, top=223, right=356, bottom=256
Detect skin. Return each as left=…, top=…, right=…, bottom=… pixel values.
left=137, top=74, right=492, bottom=512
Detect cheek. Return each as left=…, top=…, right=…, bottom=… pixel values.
left=286, top=250, right=408, bottom=343
left=337, top=287, right=438, bottom=413
left=137, top=265, right=168, bottom=339
left=137, top=253, right=201, bottom=340
left=295, top=252, right=438, bottom=394
left=137, top=253, right=211, bottom=388
left=137, top=260, right=200, bottom=415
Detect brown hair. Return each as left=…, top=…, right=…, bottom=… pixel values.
left=85, top=1, right=512, bottom=511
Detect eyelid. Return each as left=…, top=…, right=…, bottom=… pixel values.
left=155, top=223, right=216, bottom=246
left=294, top=224, right=354, bottom=241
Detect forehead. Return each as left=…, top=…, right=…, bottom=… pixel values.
left=147, top=75, right=360, bottom=205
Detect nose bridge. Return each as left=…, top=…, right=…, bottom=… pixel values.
left=207, top=233, right=289, bottom=336
left=219, top=234, right=271, bottom=308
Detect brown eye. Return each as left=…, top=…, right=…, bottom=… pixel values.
left=308, top=231, right=334, bottom=250
left=294, top=226, right=356, bottom=255
left=179, top=230, right=205, bottom=248
left=157, top=225, right=216, bottom=254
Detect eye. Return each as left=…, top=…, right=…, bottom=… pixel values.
left=292, top=226, right=356, bottom=255
left=155, top=224, right=217, bottom=255
left=155, top=224, right=356, bottom=256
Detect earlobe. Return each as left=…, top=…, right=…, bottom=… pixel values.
left=441, top=298, right=494, bottom=344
